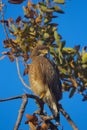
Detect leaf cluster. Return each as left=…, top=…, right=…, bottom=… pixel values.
left=25, top=113, right=58, bottom=130
left=0, top=0, right=87, bottom=100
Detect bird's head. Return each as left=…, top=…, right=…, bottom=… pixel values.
left=30, top=44, right=49, bottom=58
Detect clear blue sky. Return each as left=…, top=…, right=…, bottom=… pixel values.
left=0, top=0, right=87, bottom=130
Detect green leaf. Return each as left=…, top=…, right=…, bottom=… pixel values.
left=69, top=88, right=76, bottom=98
left=11, top=24, right=18, bottom=34
left=82, top=53, right=87, bottom=63
left=53, top=0, right=65, bottom=4
left=44, top=18, right=51, bottom=24
left=63, top=48, right=76, bottom=54
left=40, top=4, right=54, bottom=13
left=85, top=83, right=87, bottom=87
left=43, top=33, right=50, bottom=39
left=61, top=41, right=66, bottom=48
left=58, top=66, right=67, bottom=74
left=82, top=64, right=87, bottom=69
left=52, top=27, right=57, bottom=32
left=30, top=27, right=34, bottom=32
left=54, top=31, right=60, bottom=44
left=53, top=6, right=64, bottom=14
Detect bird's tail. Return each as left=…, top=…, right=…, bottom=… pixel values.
left=43, top=89, right=60, bottom=123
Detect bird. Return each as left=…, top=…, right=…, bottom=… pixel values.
left=28, top=44, right=62, bottom=122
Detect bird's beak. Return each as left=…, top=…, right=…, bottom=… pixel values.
left=41, top=49, right=48, bottom=55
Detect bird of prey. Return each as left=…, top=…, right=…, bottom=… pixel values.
left=28, top=44, right=62, bottom=122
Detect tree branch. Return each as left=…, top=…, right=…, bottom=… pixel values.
left=0, top=55, right=6, bottom=60
left=0, top=95, right=22, bottom=102
left=16, top=58, right=31, bottom=90
left=59, top=104, right=78, bottom=130
left=0, top=94, right=78, bottom=130
left=14, top=94, right=28, bottom=130
left=0, top=94, right=41, bottom=130
left=0, top=1, right=9, bottom=40
left=0, top=94, right=41, bottom=104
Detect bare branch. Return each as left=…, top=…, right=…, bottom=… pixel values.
left=0, top=0, right=4, bottom=12
left=40, top=114, right=54, bottom=121
left=0, top=1, right=9, bottom=40
left=0, top=94, right=41, bottom=103
left=0, top=94, right=78, bottom=130
left=59, top=104, right=78, bottom=130
left=8, top=0, right=25, bottom=4
left=0, top=95, right=22, bottom=102
left=14, top=94, right=28, bottom=130
left=16, top=58, right=31, bottom=90
left=0, top=55, right=6, bottom=60
left=80, top=92, right=87, bottom=101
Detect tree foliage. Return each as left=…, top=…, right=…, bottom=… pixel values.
left=1, top=0, right=87, bottom=99
left=0, top=0, right=87, bottom=130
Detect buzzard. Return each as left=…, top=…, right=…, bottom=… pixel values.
left=28, top=44, right=62, bottom=122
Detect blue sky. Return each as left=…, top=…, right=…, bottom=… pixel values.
left=0, top=0, right=87, bottom=130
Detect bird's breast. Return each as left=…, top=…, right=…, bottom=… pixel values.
left=29, top=59, right=48, bottom=96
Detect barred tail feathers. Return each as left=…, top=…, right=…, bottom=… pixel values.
left=43, top=89, right=59, bottom=122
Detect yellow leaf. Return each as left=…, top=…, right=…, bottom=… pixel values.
left=54, top=6, right=64, bottom=13
left=44, top=18, right=50, bottom=24
left=27, top=1, right=32, bottom=8
left=30, top=27, right=34, bottom=32
left=69, top=88, right=76, bottom=98
left=41, top=123, right=48, bottom=130
left=29, top=122, right=36, bottom=130
left=63, top=48, right=75, bottom=54
left=82, top=53, right=87, bottom=63
left=39, top=3, right=54, bottom=13
left=35, top=17, right=41, bottom=23
left=11, top=24, right=18, bottom=35
left=44, top=33, right=49, bottom=39
left=54, top=31, right=60, bottom=44
left=53, top=0, right=65, bottom=4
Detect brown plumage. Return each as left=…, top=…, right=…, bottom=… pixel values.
left=28, top=44, right=62, bottom=122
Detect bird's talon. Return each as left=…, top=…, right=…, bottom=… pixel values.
left=34, top=110, right=40, bottom=114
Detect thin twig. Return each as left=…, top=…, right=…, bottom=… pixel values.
left=0, top=1, right=9, bottom=40
left=0, top=55, right=6, bottom=60
left=0, top=0, right=4, bottom=12
left=0, top=94, right=40, bottom=130
left=0, top=95, right=22, bottom=102
left=46, top=121, right=58, bottom=130
left=0, top=94, right=41, bottom=103
left=14, top=94, right=28, bottom=130
left=16, top=58, right=31, bottom=90
left=59, top=104, right=78, bottom=130
left=40, top=115, right=54, bottom=121
left=80, top=92, right=87, bottom=101
left=0, top=0, right=15, bottom=50
left=0, top=94, right=78, bottom=130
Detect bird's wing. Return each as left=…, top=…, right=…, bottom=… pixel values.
left=39, top=57, right=62, bottom=101
left=38, top=57, right=61, bottom=121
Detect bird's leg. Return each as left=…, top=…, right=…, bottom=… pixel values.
left=35, top=98, right=44, bottom=115
left=38, top=91, right=46, bottom=114
left=39, top=99, right=44, bottom=115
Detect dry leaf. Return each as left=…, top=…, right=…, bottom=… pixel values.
left=8, top=18, right=14, bottom=24
left=29, top=122, right=37, bottom=130
left=35, top=17, right=41, bottom=23
left=16, top=16, right=21, bottom=24
left=8, top=0, right=25, bottom=4
left=28, top=1, right=32, bottom=9
left=41, top=123, right=48, bottom=130
left=26, top=114, right=38, bottom=126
